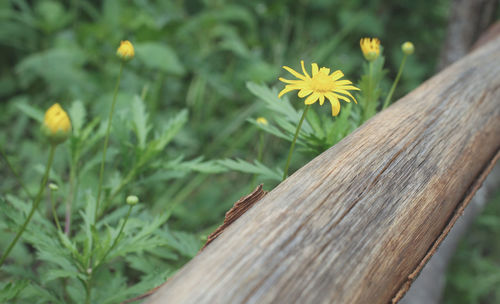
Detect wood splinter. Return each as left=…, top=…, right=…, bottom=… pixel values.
left=201, top=184, right=267, bottom=251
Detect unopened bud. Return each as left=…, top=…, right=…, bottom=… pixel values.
left=42, top=103, right=72, bottom=145
left=116, top=40, right=135, bottom=61
left=256, top=117, right=268, bottom=126
left=126, top=195, right=139, bottom=205
left=402, top=42, right=414, bottom=55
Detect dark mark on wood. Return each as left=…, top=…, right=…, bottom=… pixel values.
left=201, top=184, right=267, bottom=251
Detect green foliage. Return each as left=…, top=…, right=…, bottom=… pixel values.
left=1, top=0, right=486, bottom=303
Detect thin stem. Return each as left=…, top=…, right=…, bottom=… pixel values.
left=282, top=105, right=310, bottom=181
left=250, top=132, right=265, bottom=189
left=85, top=277, right=92, bottom=304
left=363, top=61, right=375, bottom=122
left=50, top=190, right=62, bottom=232
left=85, top=204, right=133, bottom=304
left=383, top=54, right=408, bottom=110
left=96, top=62, right=124, bottom=219
left=0, top=145, right=56, bottom=268
left=0, top=146, right=33, bottom=199
left=95, top=205, right=133, bottom=269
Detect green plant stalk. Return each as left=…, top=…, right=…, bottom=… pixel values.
left=85, top=204, right=133, bottom=304
left=0, top=146, right=33, bottom=199
left=282, top=105, right=310, bottom=181
left=65, top=156, right=78, bottom=236
left=382, top=54, right=408, bottom=110
left=95, top=204, right=133, bottom=269
left=50, top=190, right=62, bottom=232
left=0, top=145, right=56, bottom=268
left=96, top=62, right=124, bottom=219
left=250, top=132, right=265, bottom=189
left=363, top=61, right=375, bottom=122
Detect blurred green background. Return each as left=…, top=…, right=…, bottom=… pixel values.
left=0, top=0, right=498, bottom=303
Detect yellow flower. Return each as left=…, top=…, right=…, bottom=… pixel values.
left=42, top=103, right=72, bottom=145
left=360, top=38, right=380, bottom=61
left=401, top=41, right=414, bottom=55
left=278, top=61, right=360, bottom=116
left=256, top=117, right=268, bottom=126
left=116, top=40, right=135, bottom=61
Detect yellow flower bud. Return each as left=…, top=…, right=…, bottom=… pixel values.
left=360, top=38, right=381, bottom=62
left=42, top=103, right=71, bottom=145
left=402, top=41, right=414, bottom=55
left=126, top=195, right=139, bottom=205
left=116, top=40, right=135, bottom=61
left=49, top=183, right=59, bottom=191
left=256, top=117, right=268, bottom=126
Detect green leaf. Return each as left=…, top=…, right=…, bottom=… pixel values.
left=217, top=158, right=282, bottom=181
left=0, top=279, right=29, bottom=302
left=139, top=109, right=189, bottom=167
left=68, top=100, right=86, bottom=136
left=16, top=100, right=43, bottom=123
left=131, top=95, right=151, bottom=149
left=135, top=42, right=186, bottom=75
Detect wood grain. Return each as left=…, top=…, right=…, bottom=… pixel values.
left=145, top=35, right=500, bottom=304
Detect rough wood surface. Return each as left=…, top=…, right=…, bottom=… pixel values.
left=145, top=36, right=500, bottom=304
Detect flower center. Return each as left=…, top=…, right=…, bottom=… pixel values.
left=310, top=71, right=334, bottom=93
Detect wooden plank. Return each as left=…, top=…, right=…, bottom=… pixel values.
left=145, top=35, right=500, bottom=304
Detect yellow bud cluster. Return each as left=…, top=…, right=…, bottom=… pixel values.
left=42, top=103, right=72, bottom=145
left=360, top=38, right=380, bottom=62
left=116, top=40, right=135, bottom=61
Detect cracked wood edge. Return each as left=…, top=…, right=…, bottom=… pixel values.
left=202, top=184, right=267, bottom=250
left=145, top=35, right=500, bottom=304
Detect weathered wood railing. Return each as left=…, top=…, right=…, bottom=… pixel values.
left=145, top=35, right=500, bottom=304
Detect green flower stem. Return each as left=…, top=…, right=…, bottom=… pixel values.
left=96, top=61, right=124, bottom=220
left=95, top=204, right=133, bottom=269
left=0, top=145, right=56, bottom=268
left=84, top=204, right=132, bottom=304
left=50, top=190, right=62, bottom=232
left=0, top=146, right=33, bottom=199
left=282, top=105, right=310, bottom=181
left=250, top=132, right=265, bottom=188
left=383, top=54, right=408, bottom=110
left=363, top=61, right=375, bottom=122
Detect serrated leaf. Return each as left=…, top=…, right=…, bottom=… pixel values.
left=0, top=279, right=29, bottom=302
left=217, top=158, right=282, bottom=181
left=68, top=100, right=86, bottom=136
left=131, top=95, right=151, bottom=149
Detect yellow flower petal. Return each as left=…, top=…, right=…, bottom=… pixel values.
left=330, top=70, right=344, bottom=81
left=319, top=94, right=325, bottom=105
left=282, top=66, right=307, bottom=80
left=329, top=97, right=341, bottom=116
left=311, top=63, right=319, bottom=76
left=334, top=93, right=352, bottom=104
left=335, top=89, right=356, bottom=101
left=301, top=60, right=311, bottom=78
left=337, top=85, right=360, bottom=91
left=279, top=77, right=303, bottom=84
left=305, top=92, right=320, bottom=105
left=298, top=89, right=313, bottom=98
left=334, top=80, right=353, bottom=86
left=278, top=85, right=301, bottom=98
